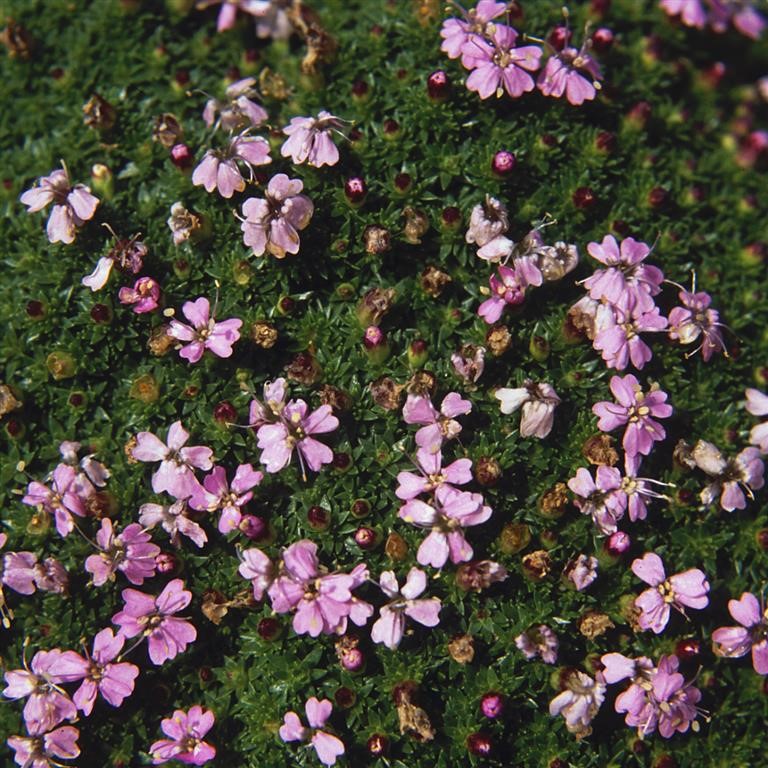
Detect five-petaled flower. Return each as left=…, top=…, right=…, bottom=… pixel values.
left=168, top=297, right=242, bottom=364
left=150, top=705, right=216, bottom=765
left=712, top=591, right=768, bottom=675
left=280, top=697, right=345, bottom=766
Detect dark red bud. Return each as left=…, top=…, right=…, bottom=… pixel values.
left=344, top=176, right=367, bottom=204
left=170, top=143, right=193, bottom=169
left=307, top=506, right=330, bottom=531
left=427, top=69, right=450, bottom=100
left=573, top=187, right=597, bottom=209
left=257, top=617, right=281, bottom=640
left=491, top=150, right=516, bottom=176
left=467, top=732, right=493, bottom=757
left=547, top=26, right=571, bottom=51
left=239, top=515, right=267, bottom=540
left=155, top=552, right=178, bottom=574
left=591, top=27, right=614, bottom=53
left=367, top=733, right=388, bottom=757
left=213, top=401, right=237, bottom=424
left=354, top=526, right=377, bottom=549
left=675, top=638, right=700, bottom=660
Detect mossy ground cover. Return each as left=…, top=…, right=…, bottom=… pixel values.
left=1, top=0, right=768, bottom=766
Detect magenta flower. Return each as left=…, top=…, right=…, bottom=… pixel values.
left=402, top=392, right=472, bottom=454
left=2, top=549, right=69, bottom=599
left=746, top=387, right=768, bottom=453
left=150, top=705, right=216, bottom=765
left=600, top=652, right=656, bottom=729
left=568, top=465, right=624, bottom=534
left=371, top=568, right=441, bottom=650
left=549, top=670, right=605, bottom=737
left=203, top=76, right=268, bottom=131
left=22, top=464, right=91, bottom=538
left=593, top=303, right=668, bottom=371
left=67, top=628, right=139, bottom=715
left=8, top=725, right=80, bottom=768
left=248, top=377, right=288, bottom=427
left=712, top=591, right=768, bottom=674
left=240, top=173, right=314, bottom=259
left=112, top=578, right=197, bottom=665
left=118, top=276, right=161, bottom=314
left=132, top=421, right=213, bottom=499
left=496, top=380, right=561, bottom=438
left=395, top=448, right=472, bottom=500
left=564, top=554, right=598, bottom=591
left=168, top=297, right=242, bottom=364
left=281, top=111, right=345, bottom=167
left=20, top=164, right=99, bottom=245
left=440, top=1, right=508, bottom=59
left=650, top=655, right=703, bottom=738
left=462, top=24, right=543, bottom=100
left=399, top=485, right=492, bottom=568
left=478, top=262, right=542, bottom=323
left=660, top=0, right=707, bottom=28
left=667, top=288, right=725, bottom=361
left=139, top=499, right=208, bottom=548
left=85, top=518, right=160, bottom=586
left=592, top=374, right=672, bottom=457
left=256, top=400, right=338, bottom=475
left=3, top=649, right=85, bottom=735
left=583, top=235, right=664, bottom=313
left=632, top=552, right=709, bottom=634
left=515, top=624, right=559, bottom=664
left=537, top=44, right=602, bottom=106
left=280, top=697, right=345, bottom=766
left=189, top=463, right=263, bottom=533
left=192, top=132, right=271, bottom=198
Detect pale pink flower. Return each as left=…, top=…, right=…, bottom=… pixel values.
left=196, top=0, right=262, bottom=32
left=139, top=499, right=208, bottom=548
left=465, top=195, right=509, bottom=248
left=20, top=164, right=99, bottom=245
left=614, top=454, right=672, bottom=522
left=248, top=377, right=288, bottom=428
left=82, top=234, right=147, bottom=292
left=57, top=440, right=110, bottom=488
left=632, top=552, right=709, bottom=634
left=167, top=202, right=200, bottom=246
left=85, top=518, right=160, bottom=586
left=118, top=276, right=161, bottom=314
left=281, top=111, right=344, bottom=167
left=593, top=303, right=668, bottom=370
left=239, top=173, right=314, bottom=259
left=395, top=448, right=472, bottom=500
left=402, top=392, right=472, bottom=454
left=568, top=465, right=624, bottom=533
left=238, top=547, right=274, bottom=600
left=112, top=579, right=197, bottom=665
left=496, top=380, right=560, bottom=438
left=280, top=697, right=345, bottom=766
left=2, top=550, right=69, bottom=599
left=440, top=1, right=508, bottom=59
left=712, top=591, right=768, bottom=674
left=168, top=297, right=242, bottom=364
left=252, top=0, right=293, bottom=39
left=549, top=670, right=605, bottom=736
left=599, top=652, right=656, bottom=728
left=451, top=344, right=485, bottom=384
left=371, top=568, right=441, bottom=649
left=22, top=464, right=91, bottom=538
left=660, top=0, right=707, bottom=28
left=192, top=132, right=271, bottom=198
left=667, top=289, right=725, bottom=361
left=150, top=705, right=216, bottom=765
left=189, top=463, right=263, bottom=533
left=537, top=44, right=602, bottom=106
left=462, top=24, right=543, bottom=100
left=592, top=374, right=672, bottom=457
left=68, top=628, right=140, bottom=715
left=132, top=421, right=213, bottom=499
left=515, top=624, right=559, bottom=664
left=203, top=76, right=268, bottom=131
left=257, top=400, right=338, bottom=475
left=746, top=387, right=768, bottom=453
left=8, top=725, right=80, bottom=768
left=564, top=554, right=598, bottom=591
left=398, top=485, right=492, bottom=569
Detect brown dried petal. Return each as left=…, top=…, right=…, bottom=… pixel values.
left=420, top=265, right=451, bottom=298
left=251, top=322, right=278, bottom=349
left=370, top=376, right=404, bottom=411
left=578, top=611, right=615, bottom=640
left=582, top=434, right=619, bottom=466
left=485, top=325, right=512, bottom=356
left=0, top=384, right=21, bottom=417
left=447, top=633, right=475, bottom=664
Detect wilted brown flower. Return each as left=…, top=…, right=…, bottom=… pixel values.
left=385, top=532, right=409, bottom=561
left=485, top=324, right=512, bottom=356
left=285, top=350, right=322, bottom=385
left=0, top=384, right=21, bottom=417
left=578, top=611, right=615, bottom=640
left=406, top=370, right=436, bottom=396
left=318, top=384, right=352, bottom=414
left=0, top=19, right=32, bottom=59
left=357, top=287, right=396, bottom=326
left=201, top=589, right=255, bottom=625
left=259, top=67, right=290, bottom=100
left=413, top=0, right=441, bottom=25
left=420, top=265, right=451, bottom=297
left=148, top=325, right=175, bottom=356
left=447, top=633, right=475, bottom=664
left=474, top=456, right=502, bottom=487
left=370, top=376, right=404, bottom=411
left=582, top=434, right=619, bottom=466
left=152, top=113, right=183, bottom=148
left=455, top=560, right=508, bottom=592
left=124, top=436, right=138, bottom=464
left=83, top=93, right=117, bottom=132
left=251, top=322, right=278, bottom=349
left=394, top=683, right=435, bottom=742
left=403, top=207, right=430, bottom=244
left=363, top=225, right=391, bottom=255
left=85, top=490, right=117, bottom=519
left=499, top=523, right=531, bottom=554
left=522, top=550, right=552, bottom=580
left=538, top=483, right=569, bottom=519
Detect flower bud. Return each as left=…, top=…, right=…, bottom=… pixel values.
left=344, top=176, right=367, bottom=206
left=385, top=532, right=409, bottom=561
left=595, top=130, right=617, bottom=153
left=307, top=506, right=330, bottom=531
left=591, top=27, right=614, bottom=53
left=340, top=647, right=365, bottom=672
left=239, top=514, right=267, bottom=540
left=83, top=93, right=116, bottom=132
left=363, top=326, right=390, bottom=364
left=129, top=373, right=160, bottom=403
left=90, top=163, right=113, bottom=198
left=604, top=531, right=631, bottom=558
left=382, top=118, right=401, bottom=140
left=155, top=551, right=178, bottom=575
left=257, top=617, right=282, bottom=641
left=491, top=150, right=516, bottom=176
left=499, top=523, right=531, bottom=555
left=90, top=303, right=112, bottom=324
left=466, top=732, right=493, bottom=757
left=394, top=172, right=413, bottom=195
left=172, top=257, right=191, bottom=279
left=213, top=401, right=237, bottom=425
left=648, top=186, right=669, bottom=208
left=334, top=686, right=356, bottom=709
left=407, top=339, right=428, bottom=368
left=572, top=186, right=597, bottom=210
left=624, top=100, right=652, bottom=130
left=5, top=418, right=24, bottom=440
left=426, top=70, right=450, bottom=101
left=46, top=351, right=76, bottom=380
left=367, top=734, right=388, bottom=757
left=480, top=692, right=504, bottom=719
left=529, top=334, right=550, bottom=361
left=440, top=205, right=461, bottom=231
left=351, top=499, right=370, bottom=519
left=547, top=25, right=571, bottom=51
left=170, top=142, right=193, bottom=169
left=351, top=78, right=370, bottom=102
left=26, top=299, right=46, bottom=319
left=675, top=638, right=700, bottom=660
left=332, top=451, right=352, bottom=472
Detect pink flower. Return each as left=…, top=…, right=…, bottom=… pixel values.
left=238, top=547, right=274, bottom=601
left=398, top=484, right=492, bottom=568
left=395, top=448, right=472, bottom=500
left=515, top=624, right=559, bottom=664
left=549, top=670, right=605, bottom=737
left=192, top=132, right=271, bottom=198
left=112, top=579, right=197, bottom=665
left=280, top=697, right=345, bottom=766
left=239, top=173, right=314, bottom=259
left=132, top=421, right=213, bottom=499
left=614, top=454, right=672, bottom=522
left=650, top=655, right=702, bottom=738
left=168, top=297, right=242, bottom=364
left=593, top=303, right=668, bottom=370
left=632, top=552, right=709, bottom=634
left=118, top=276, right=161, bottom=314
left=564, top=554, right=598, bottom=591
left=496, top=380, right=561, bottom=438
left=583, top=235, right=664, bottom=313
left=402, top=392, right=472, bottom=454
left=57, top=440, right=110, bottom=488
left=82, top=234, right=147, bottom=291
left=688, top=441, right=765, bottom=511
left=568, top=465, right=624, bottom=533
left=537, top=45, right=602, bottom=105
left=660, top=0, right=707, bottom=28
left=712, top=591, right=768, bottom=674
left=599, top=652, right=656, bottom=727
left=2, top=550, right=69, bottom=599
left=371, top=568, right=441, bottom=649
left=189, top=463, right=263, bottom=533
left=281, top=111, right=345, bottom=167
left=592, top=374, right=673, bottom=457
left=462, top=24, right=543, bottom=100
left=196, top=0, right=262, bottom=32
left=3, top=649, right=85, bottom=735
left=667, top=289, right=725, bottom=361
left=20, top=164, right=99, bottom=245
left=68, top=628, right=140, bottom=715
left=248, top=377, right=288, bottom=427
left=22, top=464, right=91, bottom=538
left=85, top=518, right=160, bottom=586
left=451, top=344, right=485, bottom=385
left=478, top=262, right=542, bottom=323
left=440, top=1, right=508, bottom=59
left=139, top=499, right=208, bottom=548
left=8, top=725, right=80, bottom=768
left=150, top=705, right=216, bottom=765
left=746, top=387, right=768, bottom=452
left=203, top=76, right=268, bottom=131
left=257, top=400, right=338, bottom=475
left=465, top=195, right=509, bottom=248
